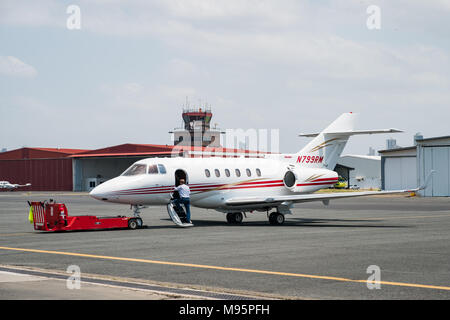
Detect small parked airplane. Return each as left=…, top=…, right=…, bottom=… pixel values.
left=90, top=113, right=433, bottom=226
left=0, top=181, right=31, bottom=191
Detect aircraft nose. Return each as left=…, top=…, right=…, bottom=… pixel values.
left=89, top=186, right=102, bottom=199
left=89, top=183, right=110, bottom=200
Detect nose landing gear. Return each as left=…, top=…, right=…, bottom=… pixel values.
left=131, top=204, right=146, bottom=218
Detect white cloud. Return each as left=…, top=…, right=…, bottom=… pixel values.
left=0, top=56, right=37, bottom=78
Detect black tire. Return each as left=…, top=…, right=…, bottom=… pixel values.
left=269, top=212, right=277, bottom=225
left=226, top=212, right=243, bottom=224
left=269, top=212, right=284, bottom=225
left=128, top=218, right=138, bottom=230
left=234, top=212, right=243, bottom=224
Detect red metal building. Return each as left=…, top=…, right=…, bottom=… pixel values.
left=0, top=148, right=87, bottom=191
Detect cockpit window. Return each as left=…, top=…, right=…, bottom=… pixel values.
left=122, top=164, right=147, bottom=176
left=148, top=164, right=158, bottom=174
left=157, top=164, right=167, bottom=174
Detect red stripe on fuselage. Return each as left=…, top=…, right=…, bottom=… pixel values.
left=113, top=180, right=284, bottom=195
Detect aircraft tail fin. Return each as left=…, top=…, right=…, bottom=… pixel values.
left=296, top=113, right=402, bottom=169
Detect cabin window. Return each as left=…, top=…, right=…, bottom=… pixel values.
left=148, top=164, right=158, bottom=174
left=246, top=168, right=251, bottom=177
left=235, top=169, right=241, bottom=177
left=225, top=169, right=230, bottom=177
left=205, top=169, right=211, bottom=177
left=215, top=169, right=220, bottom=177
left=256, top=168, right=261, bottom=177
left=122, top=164, right=147, bottom=176
left=157, top=164, right=166, bottom=174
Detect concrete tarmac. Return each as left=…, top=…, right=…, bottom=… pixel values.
left=0, top=192, right=449, bottom=299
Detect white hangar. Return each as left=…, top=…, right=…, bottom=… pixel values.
left=337, top=155, right=381, bottom=190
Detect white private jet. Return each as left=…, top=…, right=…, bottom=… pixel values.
left=90, top=113, right=433, bottom=226
left=0, top=181, right=31, bottom=191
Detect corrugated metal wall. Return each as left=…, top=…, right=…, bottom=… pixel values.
left=384, top=157, right=417, bottom=191
left=0, top=158, right=73, bottom=191
left=422, top=146, right=450, bottom=197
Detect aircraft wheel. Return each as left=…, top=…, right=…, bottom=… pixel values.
left=269, top=212, right=285, bottom=225
left=227, top=212, right=243, bottom=224
left=234, top=212, right=244, bottom=224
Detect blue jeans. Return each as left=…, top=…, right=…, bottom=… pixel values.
left=174, top=197, right=191, bottom=222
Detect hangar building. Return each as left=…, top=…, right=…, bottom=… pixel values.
left=337, top=155, right=381, bottom=190
left=380, top=135, right=450, bottom=197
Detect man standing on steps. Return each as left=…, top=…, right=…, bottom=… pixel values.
left=174, top=179, right=191, bottom=224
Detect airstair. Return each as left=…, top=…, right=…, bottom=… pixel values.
left=166, top=202, right=193, bottom=227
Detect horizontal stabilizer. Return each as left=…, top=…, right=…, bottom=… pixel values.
left=299, top=128, right=403, bottom=137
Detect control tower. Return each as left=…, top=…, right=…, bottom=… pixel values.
left=171, top=107, right=222, bottom=148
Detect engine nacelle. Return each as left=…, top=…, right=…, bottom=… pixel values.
left=283, top=167, right=338, bottom=193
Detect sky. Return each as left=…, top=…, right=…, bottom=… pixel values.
left=1, top=0, right=449, bottom=155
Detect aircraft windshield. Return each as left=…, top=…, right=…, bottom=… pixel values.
left=122, top=164, right=147, bottom=176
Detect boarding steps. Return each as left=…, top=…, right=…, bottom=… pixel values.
left=166, top=202, right=193, bottom=228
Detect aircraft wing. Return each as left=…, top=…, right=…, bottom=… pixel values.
left=16, top=183, right=31, bottom=187
left=226, top=171, right=435, bottom=207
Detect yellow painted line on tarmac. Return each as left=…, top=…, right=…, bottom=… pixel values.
left=0, top=246, right=449, bottom=291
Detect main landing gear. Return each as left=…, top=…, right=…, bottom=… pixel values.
left=268, top=212, right=285, bottom=225
left=226, top=212, right=244, bottom=224
left=225, top=211, right=285, bottom=225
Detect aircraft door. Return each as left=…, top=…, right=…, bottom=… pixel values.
left=174, top=169, right=188, bottom=186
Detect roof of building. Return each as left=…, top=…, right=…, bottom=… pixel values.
left=335, top=163, right=355, bottom=171
left=378, top=146, right=417, bottom=154
left=415, top=135, right=450, bottom=143
left=0, top=147, right=89, bottom=160
left=70, top=144, right=173, bottom=158
left=70, top=143, right=268, bottom=158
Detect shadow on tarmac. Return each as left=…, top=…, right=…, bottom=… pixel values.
left=151, top=218, right=411, bottom=230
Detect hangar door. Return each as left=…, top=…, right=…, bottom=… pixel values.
left=423, top=147, right=450, bottom=197
left=384, top=157, right=416, bottom=190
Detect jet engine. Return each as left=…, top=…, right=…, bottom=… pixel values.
left=283, top=167, right=338, bottom=193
